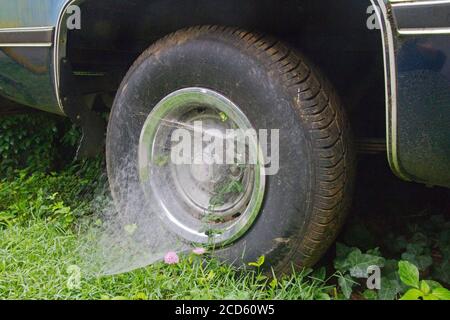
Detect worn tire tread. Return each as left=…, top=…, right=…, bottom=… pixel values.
left=120, top=26, right=355, bottom=271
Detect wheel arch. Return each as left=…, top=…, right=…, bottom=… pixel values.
left=55, top=0, right=387, bottom=157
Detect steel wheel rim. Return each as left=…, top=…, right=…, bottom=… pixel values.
left=138, top=88, right=266, bottom=245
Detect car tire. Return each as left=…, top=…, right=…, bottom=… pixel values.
left=106, top=26, right=355, bottom=273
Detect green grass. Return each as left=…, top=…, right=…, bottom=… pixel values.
left=0, top=113, right=334, bottom=300
left=0, top=158, right=333, bottom=300
left=0, top=219, right=333, bottom=300
left=0, top=115, right=448, bottom=300
left=0, top=160, right=448, bottom=300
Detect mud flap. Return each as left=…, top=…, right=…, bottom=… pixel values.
left=59, top=58, right=105, bottom=158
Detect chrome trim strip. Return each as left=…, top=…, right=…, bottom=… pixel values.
left=391, top=0, right=450, bottom=7
left=371, top=0, right=410, bottom=181
left=398, top=27, right=450, bottom=35
left=0, top=43, right=52, bottom=47
left=0, top=26, right=54, bottom=47
left=0, top=26, right=54, bottom=33
left=392, top=0, right=450, bottom=35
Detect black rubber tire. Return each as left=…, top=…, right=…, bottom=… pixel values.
left=106, top=26, right=355, bottom=273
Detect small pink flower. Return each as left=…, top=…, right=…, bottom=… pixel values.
left=192, top=247, right=206, bottom=255
left=164, top=251, right=179, bottom=265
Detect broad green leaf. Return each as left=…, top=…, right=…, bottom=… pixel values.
left=362, top=290, right=378, bottom=300
left=415, top=255, right=433, bottom=271
left=400, top=289, right=424, bottom=300
left=423, top=294, right=439, bottom=300
left=405, top=243, right=425, bottom=256
left=401, top=252, right=433, bottom=271
left=432, top=288, right=450, bottom=300
left=334, top=247, right=385, bottom=278
left=420, top=280, right=430, bottom=295
left=348, top=251, right=385, bottom=278
left=315, top=292, right=331, bottom=300
left=424, top=280, right=443, bottom=291
left=338, top=274, right=356, bottom=299
left=336, top=243, right=353, bottom=260
left=398, top=261, right=420, bottom=288
left=383, top=259, right=400, bottom=277
left=366, top=248, right=382, bottom=257
left=432, top=260, right=450, bottom=284
left=378, top=278, right=402, bottom=300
